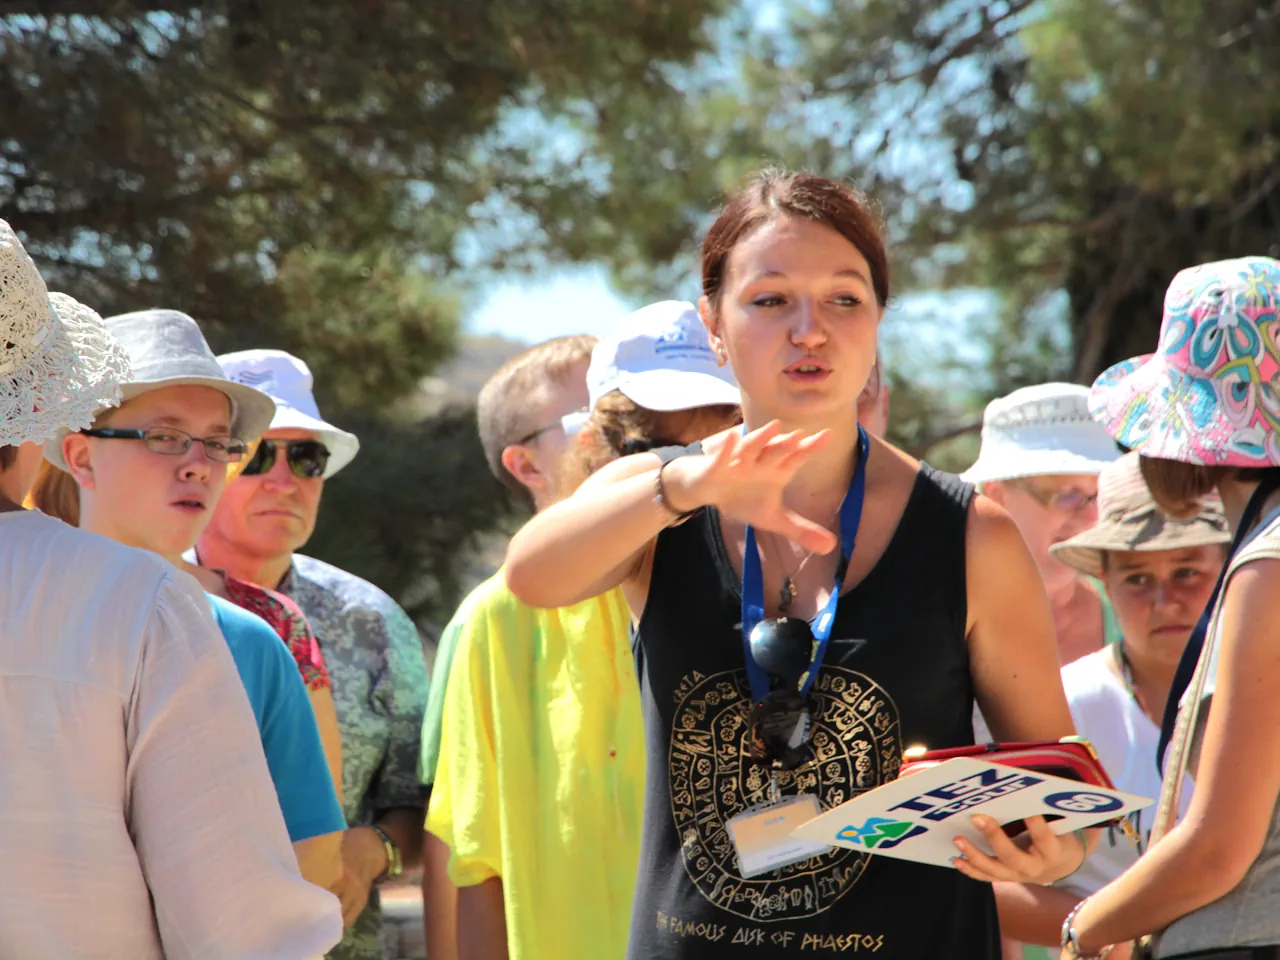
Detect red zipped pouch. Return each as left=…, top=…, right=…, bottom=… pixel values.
left=898, top=737, right=1138, bottom=842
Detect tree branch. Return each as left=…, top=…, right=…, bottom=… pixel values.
left=907, top=417, right=984, bottom=459
left=1072, top=197, right=1147, bottom=381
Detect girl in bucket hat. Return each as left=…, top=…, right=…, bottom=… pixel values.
left=37, top=307, right=348, bottom=892
left=1041, top=256, right=1280, bottom=960
left=0, top=221, right=342, bottom=957
left=995, top=453, right=1229, bottom=956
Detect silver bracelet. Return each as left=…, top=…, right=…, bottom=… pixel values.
left=1060, top=898, right=1113, bottom=959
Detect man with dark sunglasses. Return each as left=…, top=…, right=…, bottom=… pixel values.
left=195, top=349, right=429, bottom=960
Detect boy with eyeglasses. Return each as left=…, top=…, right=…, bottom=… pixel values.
left=0, top=225, right=342, bottom=959
left=197, top=349, right=430, bottom=960
left=40, top=309, right=348, bottom=889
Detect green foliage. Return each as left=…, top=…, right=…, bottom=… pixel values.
left=305, top=404, right=523, bottom=632
left=651, top=0, right=1280, bottom=460
left=1, top=0, right=728, bottom=397
left=0, top=0, right=726, bottom=625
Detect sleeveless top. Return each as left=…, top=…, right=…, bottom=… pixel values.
left=627, top=464, right=998, bottom=960
left=1154, top=506, right=1280, bottom=958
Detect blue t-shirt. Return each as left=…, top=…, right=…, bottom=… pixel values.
left=208, top=595, right=346, bottom=842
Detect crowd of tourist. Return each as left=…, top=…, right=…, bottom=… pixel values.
left=3, top=167, right=1279, bottom=960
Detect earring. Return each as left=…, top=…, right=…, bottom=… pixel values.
left=715, top=349, right=727, bottom=367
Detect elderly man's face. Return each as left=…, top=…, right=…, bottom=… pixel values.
left=202, top=428, right=325, bottom=559
left=985, top=474, right=1100, bottom=588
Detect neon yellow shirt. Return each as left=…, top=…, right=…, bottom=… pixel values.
left=425, top=573, right=644, bottom=960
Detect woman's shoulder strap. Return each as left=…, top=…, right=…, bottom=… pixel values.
left=1229, top=506, right=1280, bottom=573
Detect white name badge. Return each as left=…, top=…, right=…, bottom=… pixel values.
left=727, top=793, right=834, bottom=878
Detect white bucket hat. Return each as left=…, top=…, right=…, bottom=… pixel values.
left=43, top=309, right=276, bottom=470
left=217, top=349, right=359, bottom=478
left=960, top=382, right=1121, bottom=485
left=1, top=220, right=131, bottom=448
left=586, top=300, right=741, bottom=414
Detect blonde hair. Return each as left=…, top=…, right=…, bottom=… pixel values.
left=28, top=404, right=128, bottom=525
left=30, top=459, right=80, bottom=526
left=558, top=390, right=741, bottom=491
left=476, top=335, right=597, bottom=494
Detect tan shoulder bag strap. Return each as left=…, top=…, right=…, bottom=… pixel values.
left=1138, top=511, right=1280, bottom=955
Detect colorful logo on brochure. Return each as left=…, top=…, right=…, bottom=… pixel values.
left=835, top=817, right=928, bottom=850
left=1043, top=791, right=1125, bottom=815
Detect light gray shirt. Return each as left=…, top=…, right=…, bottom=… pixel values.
left=0, top=510, right=342, bottom=959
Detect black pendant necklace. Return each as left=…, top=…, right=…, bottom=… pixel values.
left=770, top=502, right=844, bottom=615
left=780, top=577, right=797, bottom=613
left=776, top=547, right=821, bottom=614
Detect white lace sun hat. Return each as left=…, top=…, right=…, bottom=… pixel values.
left=0, top=221, right=131, bottom=448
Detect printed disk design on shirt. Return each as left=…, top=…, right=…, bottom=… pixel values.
left=667, top=664, right=902, bottom=922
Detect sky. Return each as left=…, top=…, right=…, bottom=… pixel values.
left=461, top=0, right=1006, bottom=378
left=466, top=265, right=631, bottom=341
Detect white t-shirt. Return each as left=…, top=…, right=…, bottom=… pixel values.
left=0, top=510, right=341, bottom=958
left=1053, top=648, right=1194, bottom=898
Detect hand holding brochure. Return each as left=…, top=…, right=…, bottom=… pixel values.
left=790, top=756, right=1152, bottom=869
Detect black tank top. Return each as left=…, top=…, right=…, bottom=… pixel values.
left=627, top=463, right=998, bottom=960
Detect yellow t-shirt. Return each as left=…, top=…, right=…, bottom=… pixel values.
left=425, top=573, right=644, bottom=960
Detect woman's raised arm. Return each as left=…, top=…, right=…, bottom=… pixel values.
left=504, top=422, right=838, bottom=609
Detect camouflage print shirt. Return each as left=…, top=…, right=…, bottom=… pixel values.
left=279, top=554, right=430, bottom=960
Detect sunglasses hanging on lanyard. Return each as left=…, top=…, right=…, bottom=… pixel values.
left=725, top=426, right=869, bottom=880
left=740, top=425, right=869, bottom=772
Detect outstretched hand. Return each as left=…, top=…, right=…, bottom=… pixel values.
left=669, top=421, right=838, bottom=556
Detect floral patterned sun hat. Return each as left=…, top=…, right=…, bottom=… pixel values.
left=1089, top=256, right=1280, bottom=466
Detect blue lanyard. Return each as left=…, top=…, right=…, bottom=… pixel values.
left=741, top=425, right=869, bottom=703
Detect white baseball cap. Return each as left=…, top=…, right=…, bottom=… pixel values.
left=217, top=349, right=360, bottom=478
left=960, top=382, right=1121, bottom=485
left=587, top=300, right=740, bottom=413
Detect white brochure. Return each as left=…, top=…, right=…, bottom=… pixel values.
left=790, top=757, right=1152, bottom=869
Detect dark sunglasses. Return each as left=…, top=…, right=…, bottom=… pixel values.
left=240, top=439, right=330, bottom=479
left=746, top=617, right=821, bottom=770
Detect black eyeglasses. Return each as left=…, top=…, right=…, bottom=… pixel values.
left=746, top=617, right=820, bottom=770
left=240, top=439, right=330, bottom=479
left=82, top=427, right=249, bottom=463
